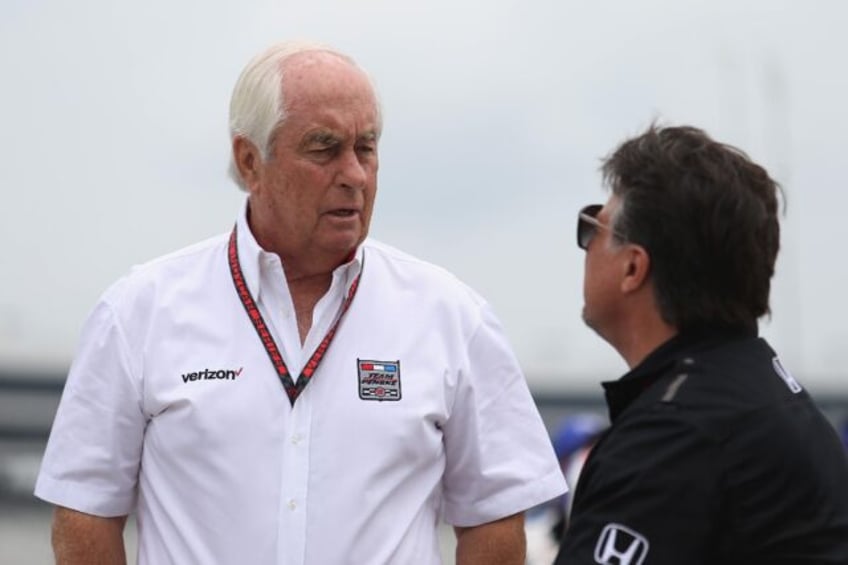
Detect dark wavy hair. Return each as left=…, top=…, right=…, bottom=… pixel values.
left=602, top=124, right=782, bottom=331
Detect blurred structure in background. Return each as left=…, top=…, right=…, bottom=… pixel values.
left=2, top=366, right=847, bottom=565
left=3, top=368, right=848, bottom=501
left=525, top=412, right=608, bottom=565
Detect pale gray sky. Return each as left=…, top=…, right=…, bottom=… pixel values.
left=1, top=0, right=846, bottom=392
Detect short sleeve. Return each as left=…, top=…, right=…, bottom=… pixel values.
left=34, top=299, right=146, bottom=517
left=441, top=303, right=567, bottom=526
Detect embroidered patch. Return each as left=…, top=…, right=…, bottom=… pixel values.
left=594, top=523, right=649, bottom=565
left=357, top=359, right=401, bottom=401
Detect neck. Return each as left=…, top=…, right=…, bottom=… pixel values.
left=279, top=250, right=351, bottom=284
left=610, top=311, right=677, bottom=369
left=287, top=273, right=334, bottom=344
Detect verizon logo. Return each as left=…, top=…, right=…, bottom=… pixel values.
left=182, top=367, right=244, bottom=383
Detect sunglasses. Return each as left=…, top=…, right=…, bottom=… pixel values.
left=577, top=204, right=624, bottom=250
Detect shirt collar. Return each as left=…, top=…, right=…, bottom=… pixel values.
left=234, top=198, right=364, bottom=300
left=601, top=326, right=756, bottom=421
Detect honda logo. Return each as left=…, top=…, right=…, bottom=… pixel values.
left=594, top=523, right=649, bottom=565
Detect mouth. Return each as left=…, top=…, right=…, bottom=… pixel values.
left=327, top=208, right=359, bottom=218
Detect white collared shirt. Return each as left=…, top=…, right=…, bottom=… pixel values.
left=35, top=201, right=567, bottom=565
left=234, top=210, right=363, bottom=380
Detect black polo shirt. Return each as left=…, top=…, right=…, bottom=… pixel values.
left=555, top=330, right=848, bottom=565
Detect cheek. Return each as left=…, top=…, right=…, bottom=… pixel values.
left=362, top=181, right=378, bottom=210
left=582, top=254, right=595, bottom=294
left=582, top=253, right=612, bottom=302
left=366, top=181, right=377, bottom=202
left=276, top=174, right=321, bottom=211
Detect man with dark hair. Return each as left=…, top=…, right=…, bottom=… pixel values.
left=555, top=124, right=848, bottom=564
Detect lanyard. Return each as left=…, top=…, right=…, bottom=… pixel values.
left=227, top=225, right=361, bottom=406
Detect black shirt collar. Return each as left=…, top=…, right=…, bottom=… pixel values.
left=601, top=326, right=756, bottom=422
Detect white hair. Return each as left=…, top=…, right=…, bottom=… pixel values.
left=227, top=40, right=381, bottom=190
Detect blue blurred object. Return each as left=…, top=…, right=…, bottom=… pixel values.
left=551, top=413, right=607, bottom=461
left=841, top=418, right=848, bottom=451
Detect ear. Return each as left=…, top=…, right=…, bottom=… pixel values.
left=620, top=244, right=651, bottom=294
left=233, top=137, right=263, bottom=192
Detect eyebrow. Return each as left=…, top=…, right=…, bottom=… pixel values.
left=302, top=129, right=378, bottom=146
left=303, top=130, right=339, bottom=146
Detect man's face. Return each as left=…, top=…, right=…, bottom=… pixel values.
left=246, top=53, right=380, bottom=269
left=581, top=196, right=627, bottom=337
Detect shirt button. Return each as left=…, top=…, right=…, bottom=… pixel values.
left=288, top=499, right=297, bottom=511
left=291, top=434, right=303, bottom=445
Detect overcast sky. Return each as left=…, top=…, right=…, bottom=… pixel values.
left=1, top=0, right=846, bottom=392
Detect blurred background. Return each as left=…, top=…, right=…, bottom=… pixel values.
left=2, top=0, right=847, bottom=563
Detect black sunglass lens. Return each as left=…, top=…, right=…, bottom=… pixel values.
left=577, top=218, right=590, bottom=249
left=577, top=205, right=602, bottom=250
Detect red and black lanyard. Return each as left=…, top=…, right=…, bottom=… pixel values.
left=228, top=226, right=361, bottom=405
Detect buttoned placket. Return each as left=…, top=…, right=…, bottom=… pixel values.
left=254, top=251, right=359, bottom=565
left=277, top=393, right=312, bottom=565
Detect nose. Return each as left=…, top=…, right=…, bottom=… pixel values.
left=337, top=148, right=368, bottom=190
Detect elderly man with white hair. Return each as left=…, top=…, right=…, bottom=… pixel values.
left=34, top=41, right=566, bottom=565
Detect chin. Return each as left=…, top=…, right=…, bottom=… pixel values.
left=325, top=228, right=361, bottom=246
left=581, top=306, right=592, bottom=328
left=340, top=233, right=365, bottom=250
left=326, top=245, right=356, bottom=261
left=581, top=308, right=606, bottom=341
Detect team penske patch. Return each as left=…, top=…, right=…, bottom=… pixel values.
left=358, top=359, right=401, bottom=401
